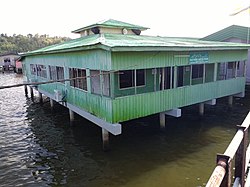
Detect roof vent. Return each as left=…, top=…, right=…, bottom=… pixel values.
left=132, top=29, right=141, bottom=35
left=91, top=27, right=100, bottom=34
left=122, top=28, right=128, bottom=35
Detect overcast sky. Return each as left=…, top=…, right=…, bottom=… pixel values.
left=1, top=0, right=249, bottom=38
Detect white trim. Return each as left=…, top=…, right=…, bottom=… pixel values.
left=164, top=109, right=181, bottom=117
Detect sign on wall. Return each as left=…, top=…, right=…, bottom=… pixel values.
left=189, top=52, right=209, bottom=64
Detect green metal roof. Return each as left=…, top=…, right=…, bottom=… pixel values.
left=72, top=19, right=149, bottom=33
left=24, top=33, right=250, bottom=56
left=201, top=25, right=250, bottom=42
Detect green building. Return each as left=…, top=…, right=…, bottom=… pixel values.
left=21, top=19, right=249, bottom=149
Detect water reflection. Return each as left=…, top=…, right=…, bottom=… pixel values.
left=0, top=73, right=249, bottom=187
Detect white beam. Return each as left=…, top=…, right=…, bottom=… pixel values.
left=165, top=108, right=181, bottom=118
left=234, top=92, right=245, bottom=98
left=205, top=99, right=216, bottom=105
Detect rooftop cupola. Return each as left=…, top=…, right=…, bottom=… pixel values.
left=72, top=19, right=149, bottom=37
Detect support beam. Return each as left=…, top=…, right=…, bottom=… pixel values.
left=102, top=128, right=110, bottom=151
left=50, top=98, right=54, bottom=108
left=165, top=109, right=181, bottom=117
left=160, top=112, right=166, bottom=129
left=199, top=103, right=205, bottom=116
left=205, top=99, right=216, bottom=105
left=30, top=87, right=34, bottom=99
left=24, top=85, right=28, bottom=96
left=69, top=109, right=75, bottom=122
left=228, top=96, right=233, bottom=108
left=39, top=92, right=43, bottom=103
left=234, top=92, right=245, bottom=98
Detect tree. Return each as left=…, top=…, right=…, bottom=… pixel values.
left=0, top=33, right=70, bottom=54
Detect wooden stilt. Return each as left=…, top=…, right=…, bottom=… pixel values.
left=30, top=87, right=34, bottom=99
left=102, top=128, right=110, bottom=151
left=39, top=92, right=43, bottom=103
left=69, top=109, right=75, bottom=122
left=24, top=85, right=28, bottom=96
left=228, top=96, right=233, bottom=108
left=160, top=113, right=166, bottom=129
left=199, top=103, right=204, bottom=116
left=50, top=98, right=54, bottom=108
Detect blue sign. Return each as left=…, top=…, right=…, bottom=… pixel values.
left=189, top=52, right=209, bottom=64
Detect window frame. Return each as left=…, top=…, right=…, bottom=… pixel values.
left=118, top=69, right=146, bottom=90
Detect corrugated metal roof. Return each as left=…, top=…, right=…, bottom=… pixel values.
left=24, top=33, right=250, bottom=56
left=201, top=25, right=250, bottom=42
left=72, top=19, right=149, bottom=33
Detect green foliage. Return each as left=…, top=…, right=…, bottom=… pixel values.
left=0, top=33, right=70, bottom=54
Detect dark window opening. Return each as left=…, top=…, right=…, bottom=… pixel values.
left=119, top=70, right=133, bottom=89
left=192, top=64, right=204, bottom=79
left=160, top=67, right=172, bottom=90
left=119, top=69, right=146, bottom=89
left=136, top=69, right=145, bottom=86
left=177, top=66, right=184, bottom=87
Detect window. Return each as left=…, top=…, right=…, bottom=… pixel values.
left=192, top=64, right=204, bottom=79
left=177, top=66, right=184, bottom=87
left=217, top=63, right=226, bottom=80
left=119, top=69, right=146, bottom=89
left=119, top=70, right=133, bottom=89
left=236, top=61, right=245, bottom=77
left=226, top=62, right=236, bottom=79
left=205, top=64, right=214, bottom=83
left=136, top=70, right=145, bottom=86
left=37, top=64, right=47, bottom=78
left=30, top=64, right=37, bottom=75
left=160, top=67, right=173, bottom=90
left=49, top=66, right=64, bottom=81
left=69, top=68, right=87, bottom=91
left=102, top=71, right=110, bottom=97
left=49, top=66, right=57, bottom=80
left=90, top=70, right=101, bottom=94
left=57, top=67, right=64, bottom=80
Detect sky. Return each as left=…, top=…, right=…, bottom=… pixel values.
left=0, top=0, right=249, bottom=39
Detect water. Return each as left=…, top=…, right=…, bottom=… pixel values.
left=0, top=73, right=249, bottom=187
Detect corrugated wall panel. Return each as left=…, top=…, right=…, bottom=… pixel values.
left=111, top=50, right=248, bottom=71
left=67, top=88, right=113, bottom=122
left=25, top=49, right=112, bottom=71
left=112, top=78, right=245, bottom=123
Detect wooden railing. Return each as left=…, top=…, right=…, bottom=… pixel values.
left=206, top=112, right=250, bottom=187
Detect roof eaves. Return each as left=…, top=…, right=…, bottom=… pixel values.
left=109, top=45, right=250, bottom=52
left=24, top=43, right=111, bottom=57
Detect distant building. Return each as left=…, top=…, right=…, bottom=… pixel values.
left=201, top=25, right=250, bottom=83
left=21, top=19, right=249, bottom=148
left=0, top=52, right=20, bottom=71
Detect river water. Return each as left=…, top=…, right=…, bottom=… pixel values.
left=0, top=73, right=249, bottom=187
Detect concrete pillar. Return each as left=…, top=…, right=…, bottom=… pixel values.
left=50, top=98, right=54, bottom=108
left=199, top=103, right=205, bottom=116
left=30, top=87, right=34, bottom=99
left=160, top=113, right=166, bottom=129
left=69, top=109, right=75, bottom=122
left=24, top=85, right=28, bottom=96
left=228, top=96, right=233, bottom=108
left=102, top=128, right=110, bottom=151
left=39, top=92, right=43, bottom=103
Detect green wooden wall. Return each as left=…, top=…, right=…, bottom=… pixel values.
left=111, top=50, right=247, bottom=70
left=111, top=78, right=245, bottom=123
